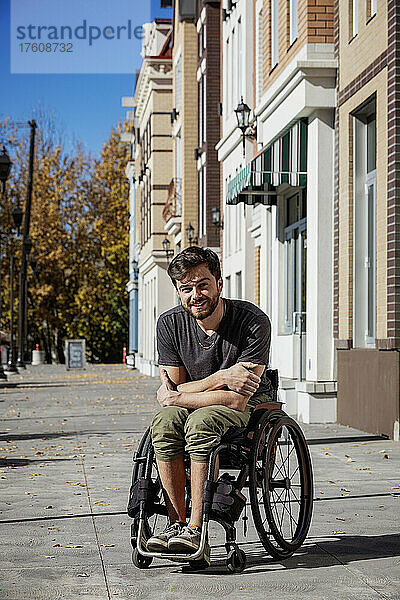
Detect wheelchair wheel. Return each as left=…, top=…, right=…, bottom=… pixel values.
left=132, top=547, right=153, bottom=569
left=249, top=412, right=313, bottom=560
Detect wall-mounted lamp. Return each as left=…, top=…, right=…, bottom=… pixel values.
left=170, top=107, right=180, bottom=124
left=132, top=259, right=139, bottom=281
left=162, top=237, right=174, bottom=261
left=234, top=97, right=257, bottom=158
left=186, top=222, right=198, bottom=246
left=211, top=206, right=223, bottom=230
left=194, top=147, right=202, bottom=161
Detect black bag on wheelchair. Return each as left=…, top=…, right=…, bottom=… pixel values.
left=127, top=478, right=159, bottom=519
left=210, top=473, right=247, bottom=523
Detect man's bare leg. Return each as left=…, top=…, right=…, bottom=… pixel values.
left=156, top=457, right=186, bottom=523
left=188, top=461, right=208, bottom=527
left=189, top=458, right=219, bottom=527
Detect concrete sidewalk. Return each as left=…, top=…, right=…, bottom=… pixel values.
left=0, top=364, right=399, bottom=600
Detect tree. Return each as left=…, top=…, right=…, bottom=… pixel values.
left=0, top=116, right=130, bottom=363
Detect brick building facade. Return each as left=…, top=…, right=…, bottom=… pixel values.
left=335, top=0, right=400, bottom=439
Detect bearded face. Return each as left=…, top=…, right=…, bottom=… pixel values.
left=176, top=264, right=223, bottom=321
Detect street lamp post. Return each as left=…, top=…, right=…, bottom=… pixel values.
left=5, top=206, right=23, bottom=373
left=16, top=120, right=36, bottom=368
left=0, top=145, right=13, bottom=380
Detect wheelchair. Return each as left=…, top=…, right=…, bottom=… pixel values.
left=127, top=369, right=313, bottom=572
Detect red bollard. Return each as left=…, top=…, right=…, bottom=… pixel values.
left=122, top=343, right=127, bottom=365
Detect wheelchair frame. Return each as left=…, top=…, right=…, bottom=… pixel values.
left=128, top=369, right=314, bottom=572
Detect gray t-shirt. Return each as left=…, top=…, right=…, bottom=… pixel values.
left=156, top=298, right=272, bottom=402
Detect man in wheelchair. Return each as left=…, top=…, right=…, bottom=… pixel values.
left=147, top=246, right=272, bottom=565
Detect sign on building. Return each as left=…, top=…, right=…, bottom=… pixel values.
left=65, top=339, right=86, bottom=370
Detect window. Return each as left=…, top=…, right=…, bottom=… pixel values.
left=236, top=201, right=243, bottom=251
left=203, top=75, right=207, bottom=144
left=198, top=168, right=207, bottom=238
left=231, top=28, right=236, bottom=112
left=198, top=74, right=207, bottom=146
left=367, top=0, right=376, bottom=19
left=223, top=40, right=228, bottom=117
left=353, top=99, right=376, bottom=347
left=349, top=0, right=358, bottom=39
left=255, top=246, right=261, bottom=306
left=175, top=56, right=182, bottom=111
left=283, top=192, right=307, bottom=333
left=199, top=76, right=203, bottom=146
left=289, top=0, right=298, bottom=45
left=256, top=9, right=263, bottom=105
left=176, top=130, right=182, bottom=215
left=225, top=275, right=231, bottom=297
left=236, top=271, right=242, bottom=299
left=237, top=19, right=242, bottom=106
left=271, top=0, right=279, bottom=68
left=227, top=38, right=231, bottom=114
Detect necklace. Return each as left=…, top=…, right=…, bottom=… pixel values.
left=195, top=300, right=226, bottom=350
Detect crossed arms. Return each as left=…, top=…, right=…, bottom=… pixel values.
left=157, top=363, right=266, bottom=412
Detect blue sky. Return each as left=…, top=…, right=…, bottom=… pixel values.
left=0, top=0, right=172, bottom=156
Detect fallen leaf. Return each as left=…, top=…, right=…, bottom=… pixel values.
left=357, top=467, right=370, bottom=471
left=65, top=545, right=84, bottom=548
left=336, top=517, right=347, bottom=521
left=332, top=531, right=345, bottom=535
left=346, top=458, right=354, bottom=463
left=324, top=452, right=331, bottom=456
left=101, top=544, right=115, bottom=547
left=106, top=487, right=120, bottom=491
left=44, top=556, right=55, bottom=559
left=383, top=454, right=389, bottom=459
left=77, top=573, right=90, bottom=577
left=94, top=501, right=110, bottom=506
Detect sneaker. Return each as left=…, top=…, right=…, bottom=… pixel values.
left=146, top=522, right=185, bottom=553
left=168, top=525, right=211, bottom=565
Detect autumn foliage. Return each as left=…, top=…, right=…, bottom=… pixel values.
left=0, top=116, right=130, bottom=363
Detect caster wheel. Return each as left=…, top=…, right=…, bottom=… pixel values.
left=226, top=547, right=246, bottom=573
left=132, top=548, right=153, bottom=569
left=186, top=558, right=209, bottom=571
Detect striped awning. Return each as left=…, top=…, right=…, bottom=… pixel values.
left=226, top=120, right=307, bottom=205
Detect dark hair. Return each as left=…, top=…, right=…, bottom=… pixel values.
left=167, top=246, right=222, bottom=287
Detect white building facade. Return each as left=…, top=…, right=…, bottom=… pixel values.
left=217, top=0, right=338, bottom=422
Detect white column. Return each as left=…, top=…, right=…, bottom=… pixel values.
left=306, top=110, right=334, bottom=382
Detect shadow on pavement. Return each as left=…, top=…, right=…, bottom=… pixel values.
left=170, top=533, right=400, bottom=575
left=0, top=457, right=73, bottom=468
left=0, top=429, right=145, bottom=442
left=307, top=435, right=388, bottom=444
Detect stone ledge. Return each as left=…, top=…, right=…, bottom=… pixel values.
left=296, top=380, right=337, bottom=393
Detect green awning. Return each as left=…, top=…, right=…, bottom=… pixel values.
left=226, top=120, right=307, bottom=205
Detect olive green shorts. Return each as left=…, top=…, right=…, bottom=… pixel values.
left=151, top=393, right=272, bottom=464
